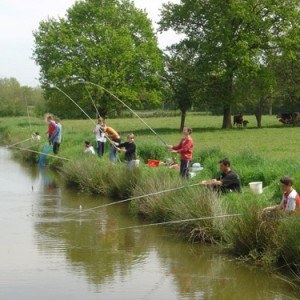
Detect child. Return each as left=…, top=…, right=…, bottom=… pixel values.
left=84, top=140, right=95, bottom=155
left=262, top=176, right=300, bottom=213
left=94, top=116, right=106, bottom=157
left=114, top=133, right=137, bottom=170
left=167, top=127, right=194, bottom=178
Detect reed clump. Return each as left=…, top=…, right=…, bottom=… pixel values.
left=62, top=157, right=141, bottom=198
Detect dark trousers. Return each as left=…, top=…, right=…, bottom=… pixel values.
left=97, top=141, right=105, bottom=157
left=53, top=142, right=60, bottom=154
left=180, top=159, right=191, bottom=179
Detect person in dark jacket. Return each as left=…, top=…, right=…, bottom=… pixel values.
left=199, top=158, right=241, bottom=193
left=113, top=133, right=137, bottom=170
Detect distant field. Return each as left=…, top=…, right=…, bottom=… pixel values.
left=1, top=114, right=298, bottom=160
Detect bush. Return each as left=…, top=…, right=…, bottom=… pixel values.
left=137, top=142, right=169, bottom=163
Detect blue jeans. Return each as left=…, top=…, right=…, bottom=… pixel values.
left=97, top=141, right=105, bottom=157
left=109, top=138, right=121, bottom=163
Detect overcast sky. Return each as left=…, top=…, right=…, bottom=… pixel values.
left=0, top=0, right=180, bottom=87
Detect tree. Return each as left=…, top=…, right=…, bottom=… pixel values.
left=159, top=0, right=300, bottom=128
left=163, top=51, right=196, bottom=130
left=33, top=0, right=164, bottom=118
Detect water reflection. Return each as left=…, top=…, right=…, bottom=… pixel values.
left=1, top=148, right=299, bottom=300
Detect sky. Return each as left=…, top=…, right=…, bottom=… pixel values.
left=0, top=0, right=181, bottom=87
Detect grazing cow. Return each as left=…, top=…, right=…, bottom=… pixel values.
left=276, top=112, right=293, bottom=124
left=242, top=120, right=249, bottom=127
left=277, top=112, right=300, bottom=125
left=233, top=114, right=248, bottom=128
left=233, top=114, right=243, bottom=127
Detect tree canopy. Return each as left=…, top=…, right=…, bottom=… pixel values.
left=159, top=0, right=300, bottom=128
left=33, top=0, right=164, bottom=118
left=0, top=78, right=44, bottom=117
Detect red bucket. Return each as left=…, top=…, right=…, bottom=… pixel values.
left=147, top=159, right=160, bottom=167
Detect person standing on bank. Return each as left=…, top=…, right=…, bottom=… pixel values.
left=46, top=114, right=56, bottom=145
left=100, top=124, right=121, bottom=163
left=49, top=117, right=62, bottom=154
left=94, top=116, right=106, bottom=157
left=113, top=133, right=137, bottom=170
left=199, top=158, right=241, bottom=193
left=167, top=127, right=194, bottom=179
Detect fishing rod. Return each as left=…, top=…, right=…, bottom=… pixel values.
left=12, top=146, right=71, bottom=161
left=62, top=183, right=199, bottom=218
left=83, top=83, right=101, bottom=118
left=52, top=85, right=96, bottom=126
left=5, top=132, right=41, bottom=149
left=115, top=213, right=242, bottom=231
left=75, top=80, right=169, bottom=147
left=52, top=85, right=118, bottom=145
left=5, top=137, right=33, bottom=149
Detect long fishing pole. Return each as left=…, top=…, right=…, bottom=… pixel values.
left=12, top=146, right=71, bottom=161
left=52, top=84, right=123, bottom=164
left=5, top=137, right=34, bottom=149
left=115, top=213, right=242, bottom=231
left=77, top=80, right=169, bottom=147
left=62, top=183, right=199, bottom=218
left=83, top=84, right=101, bottom=118
left=52, top=85, right=96, bottom=126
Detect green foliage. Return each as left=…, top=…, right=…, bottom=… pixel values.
left=0, top=78, right=44, bottom=117
left=159, top=0, right=300, bottom=128
left=137, top=142, right=169, bottom=163
left=276, top=215, right=300, bottom=271
left=33, top=0, right=164, bottom=118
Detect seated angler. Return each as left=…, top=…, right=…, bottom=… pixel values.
left=199, top=158, right=241, bottom=193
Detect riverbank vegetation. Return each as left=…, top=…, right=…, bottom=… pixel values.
left=0, top=115, right=299, bottom=281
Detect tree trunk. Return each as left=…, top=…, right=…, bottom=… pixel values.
left=180, top=110, right=186, bottom=131
left=255, top=101, right=263, bottom=128
left=222, top=105, right=232, bottom=129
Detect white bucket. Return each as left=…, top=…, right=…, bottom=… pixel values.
left=249, top=182, right=263, bottom=194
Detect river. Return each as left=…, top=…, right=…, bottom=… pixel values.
left=0, top=148, right=298, bottom=299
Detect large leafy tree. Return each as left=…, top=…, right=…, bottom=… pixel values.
left=159, top=0, right=300, bottom=128
left=33, top=0, right=163, bottom=118
left=163, top=50, right=196, bottom=130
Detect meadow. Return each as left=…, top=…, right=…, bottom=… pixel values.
left=0, top=114, right=300, bottom=278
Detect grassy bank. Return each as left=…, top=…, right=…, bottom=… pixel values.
left=1, top=115, right=300, bottom=279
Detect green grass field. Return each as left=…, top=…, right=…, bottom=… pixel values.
left=1, top=114, right=297, bottom=160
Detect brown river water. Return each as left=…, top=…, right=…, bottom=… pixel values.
left=0, top=148, right=298, bottom=300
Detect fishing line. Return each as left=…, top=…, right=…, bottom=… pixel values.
left=83, top=83, right=101, bottom=118
left=114, top=214, right=242, bottom=231
left=77, top=80, right=169, bottom=147
left=52, top=85, right=120, bottom=151
left=62, top=183, right=199, bottom=218
left=52, top=85, right=96, bottom=126
left=24, top=95, right=32, bottom=133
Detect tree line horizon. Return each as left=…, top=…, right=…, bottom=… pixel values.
left=1, top=0, right=299, bottom=128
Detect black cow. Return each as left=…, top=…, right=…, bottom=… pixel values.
left=276, top=112, right=299, bottom=124
left=233, top=114, right=248, bottom=128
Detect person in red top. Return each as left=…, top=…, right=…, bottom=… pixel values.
left=45, top=114, right=56, bottom=145
left=167, top=127, right=194, bottom=179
